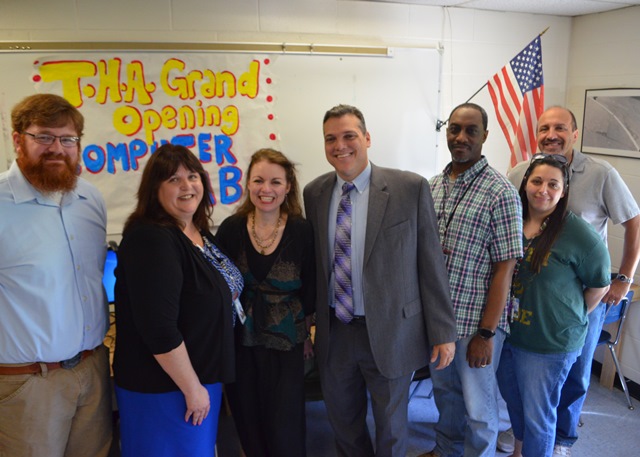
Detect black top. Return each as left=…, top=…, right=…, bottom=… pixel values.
left=216, top=214, right=316, bottom=351
left=113, top=221, right=235, bottom=393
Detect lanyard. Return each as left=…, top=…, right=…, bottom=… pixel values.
left=508, top=217, right=548, bottom=321
left=439, top=164, right=488, bottom=253
left=513, top=217, right=548, bottom=279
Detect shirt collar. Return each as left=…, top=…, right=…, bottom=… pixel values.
left=569, top=149, right=585, bottom=174
left=7, top=160, right=81, bottom=206
left=443, top=156, right=489, bottom=184
left=336, top=161, right=372, bottom=194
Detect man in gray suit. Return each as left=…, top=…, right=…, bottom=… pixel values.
left=303, top=104, right=457, bottom=457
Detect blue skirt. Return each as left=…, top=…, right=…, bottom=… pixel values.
left=115, top=383, right=222, bottom=457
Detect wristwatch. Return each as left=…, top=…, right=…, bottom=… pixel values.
left=615, top=274, right=633, bottom=284
left=477, top=328, right=496, bottom=340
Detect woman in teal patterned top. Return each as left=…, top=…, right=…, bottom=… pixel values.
left=216, top=148, right=315, bottom=457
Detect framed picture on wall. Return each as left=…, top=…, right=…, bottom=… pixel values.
left=581, top=88, right=640, bottom=158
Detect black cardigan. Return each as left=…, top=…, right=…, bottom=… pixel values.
left=113, top=221, right=235, bottom=393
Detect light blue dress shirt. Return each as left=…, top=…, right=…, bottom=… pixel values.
left=0, top=161, right=109, bottom=363
left=328, top=162, right=371, bottom=316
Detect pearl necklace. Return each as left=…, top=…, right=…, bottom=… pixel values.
left=250, top=212, right=282, bottom=255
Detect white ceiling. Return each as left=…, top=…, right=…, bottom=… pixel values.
left=363, top=0, right=640, bottom=17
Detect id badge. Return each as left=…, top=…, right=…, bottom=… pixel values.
left=234, top=297, right=247, bottom=325
left=510, top=297, right=520, bottom=322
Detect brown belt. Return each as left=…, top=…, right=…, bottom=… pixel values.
left=0, top=349, right=95, bottom=375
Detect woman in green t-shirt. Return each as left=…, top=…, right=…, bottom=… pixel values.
left=497, top=154, right=610, bottom=457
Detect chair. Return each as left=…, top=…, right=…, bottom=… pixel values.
left=409, top=365, right=432, bottom=401
left=598, top=289, right=635, bottom=410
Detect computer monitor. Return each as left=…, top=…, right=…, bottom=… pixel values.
left=103, top=244, right=117, bottom=304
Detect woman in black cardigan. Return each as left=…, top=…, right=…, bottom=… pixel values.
left=113, top=144, right=243, bottom=457
left=216, top=148, right=316, bottom=457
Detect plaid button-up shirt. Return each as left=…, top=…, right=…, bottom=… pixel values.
left=430, top=157, right=522, bottom=338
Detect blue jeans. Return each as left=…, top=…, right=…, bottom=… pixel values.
left=497, top=342, right=579, bottom=457
left=430, top=329, right=506, bottom=457
left=555, top=301, right=606, bottom=447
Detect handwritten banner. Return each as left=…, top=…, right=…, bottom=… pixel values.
left=31, top=53, right=280, bottom=235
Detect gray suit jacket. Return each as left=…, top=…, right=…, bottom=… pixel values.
left=303, top=163, right=456, bottom=378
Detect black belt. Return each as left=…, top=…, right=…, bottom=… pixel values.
left=333, top=312, right=366, bottom=325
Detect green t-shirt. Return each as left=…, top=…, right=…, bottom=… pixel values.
left=509, top=212, right=611, bottom=354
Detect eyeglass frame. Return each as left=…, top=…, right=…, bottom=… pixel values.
left=22, top=131, right=81, bottom=148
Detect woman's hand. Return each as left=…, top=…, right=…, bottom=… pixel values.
left=153, top=342, right=212, bottom=426
left=304, top=317, right=315, bottom=360
left=184, top=384, right=211, bottom=425
left=304, top=337, right=315, bottom=360
left=585, top=285, right=610, bottom=313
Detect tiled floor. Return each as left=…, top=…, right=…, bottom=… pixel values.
left=403, top=375, right=639, bottom=457
left=302, top=374, right=639, bottom=457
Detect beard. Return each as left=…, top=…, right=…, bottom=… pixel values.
left=17, top=150, right=80, bottom=194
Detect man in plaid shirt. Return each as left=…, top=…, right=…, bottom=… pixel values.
left=418, top=103, right=522, bottom=457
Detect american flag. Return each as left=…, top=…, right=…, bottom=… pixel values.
left=487, top=36, right=544, bottom=167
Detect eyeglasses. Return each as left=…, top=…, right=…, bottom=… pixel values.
left=530, top=153, right=568, bottom=165
left=22, top=131, right=80, bottom=148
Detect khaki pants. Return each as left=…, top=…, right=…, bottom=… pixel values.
left=0, top=345, right=113, bottom=457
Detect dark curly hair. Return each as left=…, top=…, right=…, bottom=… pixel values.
left=124, top=144, right=214, bottom=233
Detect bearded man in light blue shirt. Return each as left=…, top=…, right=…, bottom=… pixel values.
left=0, top=94, right=112, bottom=457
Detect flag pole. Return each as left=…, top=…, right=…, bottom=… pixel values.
left=435, top=27, right=550, bottom=132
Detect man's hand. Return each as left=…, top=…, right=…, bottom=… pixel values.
left=466, top=334, right=493, bottom=368
left=602, top=280, right=631, bottom=307
left=431, top=342, right=456, bottom=370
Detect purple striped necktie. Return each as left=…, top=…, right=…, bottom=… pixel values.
left=334, top=182, right=356, bottom=323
